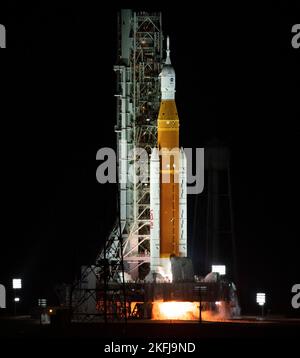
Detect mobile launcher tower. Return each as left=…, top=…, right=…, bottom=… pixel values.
left=71, top=9, right=239, bottom=321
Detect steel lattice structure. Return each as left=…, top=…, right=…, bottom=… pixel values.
left=96, top=10, right=163, bottom=282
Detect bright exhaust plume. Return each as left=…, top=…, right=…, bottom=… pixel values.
left=152, top=301, right=199, bottom=320
left=152, top=301, right=229, bottom=321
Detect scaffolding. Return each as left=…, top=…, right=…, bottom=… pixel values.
left=96, top=10, right=163, bottom=283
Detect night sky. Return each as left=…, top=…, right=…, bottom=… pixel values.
left=0, top=2, right=299, bottom=315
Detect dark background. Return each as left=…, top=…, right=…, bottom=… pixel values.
left=0, top=1, right=299, bottom=316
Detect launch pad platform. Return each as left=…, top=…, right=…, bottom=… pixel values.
left=70, top=280, right=232, bottom=321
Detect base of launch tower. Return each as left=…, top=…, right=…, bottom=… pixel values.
left=69, top=264, right=239, bottom=322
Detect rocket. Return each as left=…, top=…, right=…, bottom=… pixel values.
left=150, top=37, right=187, bottom=280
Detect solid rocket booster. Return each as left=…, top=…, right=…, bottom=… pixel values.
left=179, top=147, right=187, bottom=257
left=150, top=148, right=160, bottom=273
left=150, top=37, right=187, bottom=277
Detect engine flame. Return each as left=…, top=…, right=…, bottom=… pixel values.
left=152, top=301, right=230, bottom=321
left=152, top=301, right=199, bottom=320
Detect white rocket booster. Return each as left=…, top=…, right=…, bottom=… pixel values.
left=150, top=148, right=160, bottom=273
left=179, top=147, right=187, bottom=257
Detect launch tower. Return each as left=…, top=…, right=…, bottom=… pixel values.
left=96, top=9, right=163, bottom=282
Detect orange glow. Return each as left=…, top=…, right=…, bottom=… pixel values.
left=152, top=301, right=230, bottom=321
left=152, top=301, right=199, bottom=320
